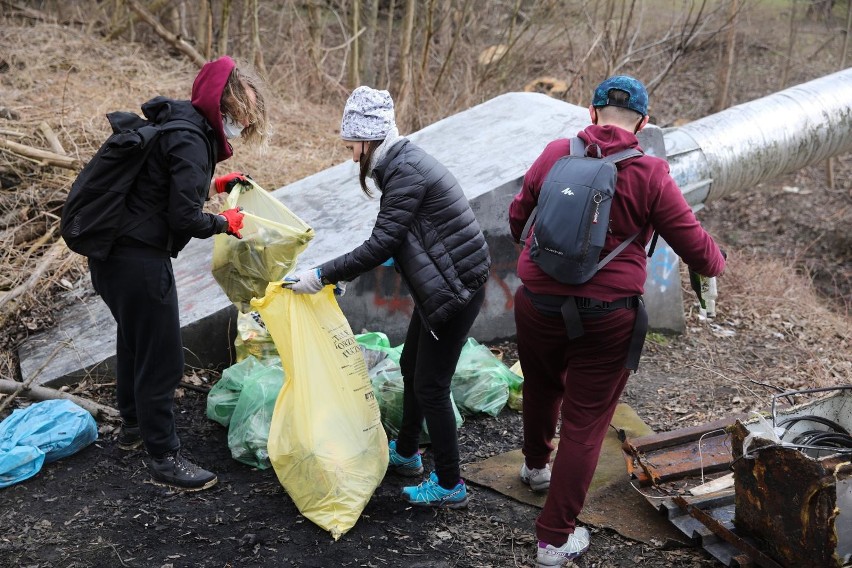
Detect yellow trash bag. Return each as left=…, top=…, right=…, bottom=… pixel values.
left=212, top=180, right=314, bottom=312
left=252, top=283, right=389, bottom=540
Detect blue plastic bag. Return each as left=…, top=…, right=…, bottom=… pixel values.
left=0, top=399, right=98, bottom=488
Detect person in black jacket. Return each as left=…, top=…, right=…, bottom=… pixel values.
left=287, top=86, right=491, bottom=508
left=88, top=56, right=268, bottom=491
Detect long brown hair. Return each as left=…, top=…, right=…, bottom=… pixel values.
left=220, top=64, right=269, bottom=149
left=358, top=140, right=383, bottom=197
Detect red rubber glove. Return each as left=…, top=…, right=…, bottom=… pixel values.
left=213, top=172, right=251, bottom=194
left=220, top=207, right=245, bottom=239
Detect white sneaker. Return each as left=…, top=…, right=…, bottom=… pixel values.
left=520, top=462, right=551, bottom=492
left=536, top=527, right=591, bottom=566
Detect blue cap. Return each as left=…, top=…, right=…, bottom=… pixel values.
left=592, top=75, right=648, bottom=116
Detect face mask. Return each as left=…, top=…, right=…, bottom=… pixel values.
left=222, top=115, right=244, bottom=140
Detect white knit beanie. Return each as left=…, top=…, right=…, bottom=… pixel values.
left=340, top=86, right=396, bottom=141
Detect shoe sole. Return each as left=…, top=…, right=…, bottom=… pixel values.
left=149, top=476, right=218, bottom=492
left=407, top=495, right=469, bottom=509
left=521, top=476, right=550, bottom=492
left=117, top=439, right=144, bottom=451
left=536, top=545, right=589, bottom=567
left=390, top=464, right=425, bottom=477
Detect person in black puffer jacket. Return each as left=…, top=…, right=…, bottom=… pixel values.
left=87, top=56, right=269, bottom=491
left=287, top=86, right=490, bottom=508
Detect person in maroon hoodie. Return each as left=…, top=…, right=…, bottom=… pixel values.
left=508, top=75, right=726, bottom=566
left=88, top=56, right=268, bottom=491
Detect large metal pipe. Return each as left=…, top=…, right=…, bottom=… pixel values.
left=665, top=67, right=852, bottom=208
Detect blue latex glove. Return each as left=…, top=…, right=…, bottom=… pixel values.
left=382, top=257, right=395, bottom=267
left=283, top=268, right=324, bottom=295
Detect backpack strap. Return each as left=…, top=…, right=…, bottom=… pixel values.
left=569, top=136, right=585, bottom=157
left=118, top=119, right=212, bottom=246
left=602, top=146, right=643, bottom=164
left=592, top=144, right=643, bottom=270
left=520, top=138, right=586, bottom=246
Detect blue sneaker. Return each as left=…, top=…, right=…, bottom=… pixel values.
left=401, top=472, right=469, bottom=509
left=388, top=440, right=424, bottom=476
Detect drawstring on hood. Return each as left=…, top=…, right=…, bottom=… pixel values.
left=191, top=56, right=236, bottom=162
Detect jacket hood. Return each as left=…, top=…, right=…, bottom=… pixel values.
left=141, top=96, right=205, bottom=126
left=578, top=124, right=641, bottom=157
left=190, top=56, right=236, bottom=162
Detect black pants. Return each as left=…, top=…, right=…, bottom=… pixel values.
left=89, top=248, right=183, bottom=457
left=396, top=286, right=486, bottom=489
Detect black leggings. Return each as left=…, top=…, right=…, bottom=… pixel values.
left=396, top=286, right=486, bottom=489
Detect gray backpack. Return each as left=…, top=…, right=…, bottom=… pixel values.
left=522, top=137, right=643, bottom=284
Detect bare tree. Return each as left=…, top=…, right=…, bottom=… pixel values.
left=361, top=0, right=380, bottom=87
left=348, top=0, right=361, bottom=88
left=396, top=0, right=416, bottom=125
left=781, top=0, right=798, bottom=89
left=250, top=0, right=266, bottom=75
left=197, top=0, right=212, bottom=59
left=218, top=0, right=232, bottom=57
left=712, top=0, right=739, bottom=112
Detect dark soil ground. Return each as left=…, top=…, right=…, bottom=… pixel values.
left=2, top=5, right=851, bottom=568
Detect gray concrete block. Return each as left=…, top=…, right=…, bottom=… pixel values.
left=19, top=93, right=685, bottom=385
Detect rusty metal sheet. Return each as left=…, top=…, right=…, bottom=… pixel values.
left=731, top=420, right=851, bottom=568
left=624, top=415, right=746, bottom=486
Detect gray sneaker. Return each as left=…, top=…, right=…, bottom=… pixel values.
left=520, top=462, right=551, bottom=492
left=146, top=450, right=217, bottom=491
left=536, top=527, right=591, bottom=566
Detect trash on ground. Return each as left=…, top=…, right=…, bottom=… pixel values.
left=0, top=399, right=98, bottom=488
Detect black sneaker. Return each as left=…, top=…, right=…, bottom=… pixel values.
left=146, top=450, right=218, bottom=491
left=116, top=423, right=143, bottom=451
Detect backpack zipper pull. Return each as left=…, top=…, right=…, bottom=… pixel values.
left=592, top=193, right=603, bottom=224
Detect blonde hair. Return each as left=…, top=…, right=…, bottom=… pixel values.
left=220, top=64, right=270, bottom=148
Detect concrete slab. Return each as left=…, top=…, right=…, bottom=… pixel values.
left=19, top=93, right=685, bottom=387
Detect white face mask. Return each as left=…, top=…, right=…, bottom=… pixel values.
left=222, top=115, right=244, bottom=140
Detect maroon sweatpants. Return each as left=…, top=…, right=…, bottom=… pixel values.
left=514, top=286, right=636, bottom=546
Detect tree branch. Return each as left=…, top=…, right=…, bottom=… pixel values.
left=0, top=378, right=119, bottom=420
left=0, top=138, right=80, bottom=169
left=127, top=0, right=207, bottom=68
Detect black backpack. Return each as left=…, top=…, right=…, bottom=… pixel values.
left=522, top=137, right=646, bottom=284
left=60, top=112, right=208, bottom=260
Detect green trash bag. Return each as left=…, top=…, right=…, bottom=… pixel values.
left=356, top=331, right=402, bottom=367
left=227, top=363, right=285, bottom=469
left=451, top=338, right=522, bottom=417
left=206, top=356, right=266, bottom=427
left=370, top=358, right=463, bottom=444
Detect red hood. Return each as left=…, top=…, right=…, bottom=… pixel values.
left=577, top=124, right=641, bottom=158
left=191, top=56, right=236, bottom=162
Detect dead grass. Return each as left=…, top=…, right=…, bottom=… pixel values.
left=679, top=252, right=851, bottom=402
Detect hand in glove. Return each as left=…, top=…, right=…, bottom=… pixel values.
left=333, top=281, right=347, bottom=297
left=213, top=171, right=252, bottom=194
left=220, top=207, right=245, bottom=239
left=282, top=268, right=325, bottom=295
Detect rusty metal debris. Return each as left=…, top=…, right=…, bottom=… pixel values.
left=622, top=415, right=745, bottom=486
left=731, top=387, right=852, bottom=568
left=622, top=387, right=852, bottom=568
